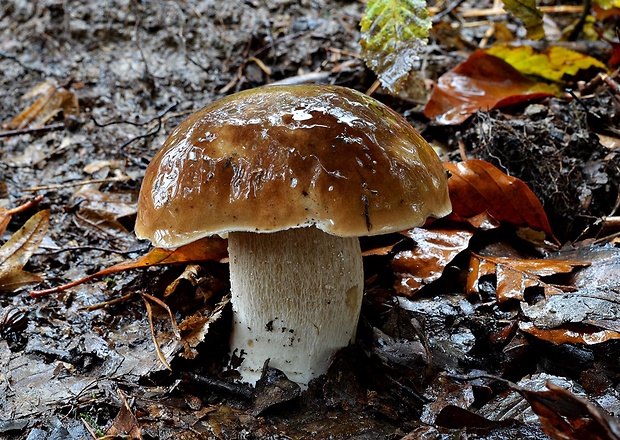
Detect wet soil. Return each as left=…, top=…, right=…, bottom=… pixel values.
left=1, top=1, right=620, bottom=439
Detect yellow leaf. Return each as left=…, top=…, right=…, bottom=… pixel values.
left=486, top=45, right=607, bottom=83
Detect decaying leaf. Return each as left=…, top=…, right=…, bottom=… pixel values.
left=424, top=50, right=557, bottom=124
left=0, top=210, right=50, bottom=292
left=73, top=189, right=137, bottom=246
left=519, top=381, right=620, bottom=440
left=360, top=0, right=431, bottom=94
left=519, top=243, right=620, bottom=345
left=30, top=236, right=228, bottom=297
left=444, top=160, right=556, bottom=241
left=104, top=389, right=143, bottom=439
left=502, top=0, right=544, bottom=40
left=486, top=45, right=608, bottom=83
left=520, top=322, right=620, bottom=345
left=3, top=81, right=79, bottom=130
left=393, top=228, right=474, bottom=296
left=466, top=253, right=588, bottom=303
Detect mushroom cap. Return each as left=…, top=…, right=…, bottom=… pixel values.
left=135, top=85, right=451, bottom=248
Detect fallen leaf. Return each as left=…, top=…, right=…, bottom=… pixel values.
left=519, top=322, right=620, bottom=345
left=104, top=389, right=143, bottom=439
left=518, top=243, right=620, bottom=344
left=0, top=210, right=50, bottom=292
left=519, top=381, right=620, bottom=440
left=424, top=50, right=557, bottom=124
left=0, top=197, right=43, bottom=236
left=30, top=236, right=228, bottom=297
left=3, top=81, right=79, bottom=130
left=486, top=45, right=608, bottom=83
left=73, top=189, right=137, bottom=246
left=444, top=159, right=556, bottom=241
left=466, top=253, right=588, bottom=302
left=393, top=228, right=474, bottom=296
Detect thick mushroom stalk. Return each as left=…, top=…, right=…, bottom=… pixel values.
left=228, top=226, right=363, bottom=386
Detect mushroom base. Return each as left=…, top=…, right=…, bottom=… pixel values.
left=228, top=226, right=364, bottom=386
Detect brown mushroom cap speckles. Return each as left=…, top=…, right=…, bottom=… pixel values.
left=135, top=85, right=451, bottom=248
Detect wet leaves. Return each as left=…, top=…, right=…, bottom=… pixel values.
left=445, top=159, right=555, bottom=241
left=487, top=45, right=608, bottom=83
left=31, top=236, right=228, bottom=297
left=466, top=253, right=589, bottom=302
left=519, top=381, right=620, bottom=440
left=393, top=227, right=473, bottom=296
left=424, top=50, right=557, bottom=124
left=360, top=0, right=431, bottom=94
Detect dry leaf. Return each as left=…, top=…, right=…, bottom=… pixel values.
left=3, top=81, right=79, bottom=130
left=444, top=160, right=556, bottom=241
left=0, top=210, right=50, bottom=292
left=73, top=189, right=137, bottom=245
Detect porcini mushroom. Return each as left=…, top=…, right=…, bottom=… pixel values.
left=135, top=85, right=451, bottom=386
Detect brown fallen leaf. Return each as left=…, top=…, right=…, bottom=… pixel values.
left=519, top=381, right=620, bottom=440
left=30, top=236, right=228, bottom=297
left=73, top=188, right=137, bottom=246
left=103, top=389, right=143, bottom=439
left=423, top=50, right=557, bottom=125
left=519, top=322, right=620, bottom=345
left=3, top=81, right=79, bottom=130
left=444, top=159, right=556, bottom=242
left=466, top=253, right=589, bottom=303
left=393, top=227, right=474, bottom=296
left=0, top=210, right=50, bottom=292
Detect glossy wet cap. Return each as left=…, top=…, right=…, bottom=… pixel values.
left=135, top=85, right=451, bottom=248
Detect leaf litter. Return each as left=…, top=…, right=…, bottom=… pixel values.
left=2, top=0, right=620, bottom=438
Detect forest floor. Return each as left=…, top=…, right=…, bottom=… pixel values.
left=1, top=0, right=620, bottom=439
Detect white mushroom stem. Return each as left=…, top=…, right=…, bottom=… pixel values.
left=228, top=226, right=364, bottom=387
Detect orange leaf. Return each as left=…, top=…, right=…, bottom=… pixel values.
left=519, top=322, right=620, bottom=345
left=30, top=236, right=228, bottom=297
left=466, top=253, right=588, bottom=303
left=393, top=227, right=473, bottom=296
left=423, top=50, right=556, bottom=125
left=444, top=159, right=555, bottom=240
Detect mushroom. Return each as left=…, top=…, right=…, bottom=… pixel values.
left=135, top=85, right=451, bottom=386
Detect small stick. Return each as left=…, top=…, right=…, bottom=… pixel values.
left=24, top=177, right=128, bottom=192
left=0, top=122, right=65, bottom=138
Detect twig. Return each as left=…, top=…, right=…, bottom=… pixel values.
left=116, top=102, right=178, bottom=151
left=24, top=177, right=129, bottom=192
left=82, top=291, right=137, bottom=311
left=0, top=122, right=65, bottom=138
left=143, top=296, right=172, bottom=371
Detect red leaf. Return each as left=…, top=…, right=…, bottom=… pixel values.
left=424, top=50, right=555, bottom=125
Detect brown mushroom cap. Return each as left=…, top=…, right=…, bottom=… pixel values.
left=135, top=85, right=451, bottom=248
